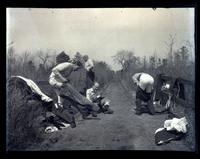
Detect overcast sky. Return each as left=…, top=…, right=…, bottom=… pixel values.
left=7, top=8, right=194, bottom=70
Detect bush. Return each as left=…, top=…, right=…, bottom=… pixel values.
left=7, top=78, right=47, bottom=150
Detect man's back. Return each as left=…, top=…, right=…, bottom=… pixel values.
left=133, top=73, right=154, bottom=93
left=50, top=62, right=74, bottom=81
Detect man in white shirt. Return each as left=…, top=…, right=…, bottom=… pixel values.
left=83, top=55, right=95, bottom=90
left=86, top=82, right=114, bottom=114
left=132, top=72, right=155, bottom=115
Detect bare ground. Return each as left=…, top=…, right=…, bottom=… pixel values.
left=27, top=80, right=191, bottom=151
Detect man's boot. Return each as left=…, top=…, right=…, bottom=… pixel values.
left=147, top=100, right=155, bottom=115
left=70, top=121, right=76, bottom=128
left=91, top=111, right=98, bottom=117
left=135, top=99, right=142, bottom=115
left=82, top=113, right=90, bottom=119
left=104, top=108, right=114, bottom=114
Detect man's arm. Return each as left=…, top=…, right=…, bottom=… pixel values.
left=52, top=69, right=67, bottom=83
left=132, top=73, right=140, bottom=85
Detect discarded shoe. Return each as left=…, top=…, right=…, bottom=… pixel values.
left=82, top=113, right=89, bottom=119
left=45, top=126, right=58, bottom=133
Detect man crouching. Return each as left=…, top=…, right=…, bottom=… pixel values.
left=86, top=82, right=114, bottom=114
left=132, top=72, right=155, bottom=115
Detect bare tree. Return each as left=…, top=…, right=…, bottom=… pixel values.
left=7, top=46, right=16, bottom=78
left=21, top=51, right=31, bottom=65
left=149, top=55, right=156, bottom=70
left=164, top=34, right=176, bottom=66
left=48, top=50, right=57, bottom=67
left=37, top=50, right=51, bottom=69
left=185, top=40, right=194, bottom=62
left=112, top=50, right=136, bottom=71
left=142, top=56, right=147, bottom=70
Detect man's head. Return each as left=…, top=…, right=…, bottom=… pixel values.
left=93, top=82, right=100, bottom=91
left=83, top=55, right=89, bottom=62
left=72, top=60, right=82, bottom=71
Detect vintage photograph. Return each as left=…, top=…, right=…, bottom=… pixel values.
left=6, top=8, right=195, bottom=151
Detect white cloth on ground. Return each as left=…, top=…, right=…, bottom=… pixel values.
left=164, top=117, right=188, bottom=133
left=12, top=76, right=53, bottom=103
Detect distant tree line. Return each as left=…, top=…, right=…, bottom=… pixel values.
left=7, top=48, right=114, bottom=94
left=112, top=35, right=195, bottom=90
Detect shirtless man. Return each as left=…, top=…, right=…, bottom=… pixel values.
left=49, top=52, right=98, bottom=128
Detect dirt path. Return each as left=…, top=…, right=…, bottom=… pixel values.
left=28, top=81, right=190, bottom=150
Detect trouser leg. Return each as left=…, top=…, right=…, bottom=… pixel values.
left=88, top=70, right=95, bottom=82
left=60, top=84, right=99, bottom=115
left=147, top=99, right=155, bottom=115
left=135, top=86, right=143, bottom=114
left=145, top=92, right=155, bottom=115
left=135, top=98, right=142, bottom=114
left=135, top=86, right=155, bottom=115
left=86, top=70, right=95, bottom=89
left=52, top=104, right=76, bottom=128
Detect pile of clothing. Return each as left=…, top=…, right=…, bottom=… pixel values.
left=10, top=76, right=70, bottom=133
left=155, top=117, right=188, bottom=145
left=42, top=115, right=71, bottom=133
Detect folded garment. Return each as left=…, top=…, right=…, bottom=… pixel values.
left=155, top=128, right=184, bottom=145
left=11, top=76, right=53, bottom=103
left=164, top=117, right=188, bottom=133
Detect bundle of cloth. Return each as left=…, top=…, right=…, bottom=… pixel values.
left=155, top=117, right=188, bottom=145
left=10, top=76, right=70, bottom=133
left=11, top=76, right=53, bottom=103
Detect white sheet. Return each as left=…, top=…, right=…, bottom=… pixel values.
left=11, top=76, right=53, bottom=103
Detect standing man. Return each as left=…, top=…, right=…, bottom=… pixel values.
left=83, top=55, right=95, bottom=90
left=49, top=52, right=98, bottom=128
left=132, top=72, right=155, bottom=115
